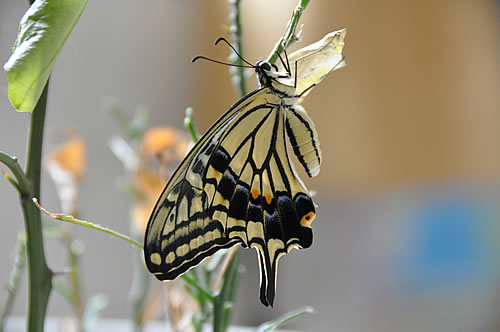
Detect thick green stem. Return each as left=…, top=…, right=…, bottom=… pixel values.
left=24, top=82, right=53, bottom=332
left=26, top=83, right=48, bottom=198
left=0, top=65, right=53, bottom=332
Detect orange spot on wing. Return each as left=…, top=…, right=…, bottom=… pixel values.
left=251, top=189, right=259, bottom=200
left=300, top=211, right=315, bottom=227
left=264, top=194, right=273, bottom=205
left=208, top=166, right=221, bottom=178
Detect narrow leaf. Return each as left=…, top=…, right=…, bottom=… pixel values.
left=3, top=0, right=87, bottom=112
left=254, top=306, right=315, bottom=332
left=213, top=251, right=240, bottom=332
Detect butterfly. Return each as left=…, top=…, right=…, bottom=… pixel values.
left=144, top=29, right=346, bottom=306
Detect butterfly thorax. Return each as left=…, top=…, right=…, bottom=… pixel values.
left=255, top=61, right=298, bottom=107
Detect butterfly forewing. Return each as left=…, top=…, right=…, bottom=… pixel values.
left=144, top=89, right=265, bottom=279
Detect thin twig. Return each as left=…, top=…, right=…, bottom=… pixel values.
left=63, top=228, right=84, bottom=322
left=184, top=107, right=200, bottom=143
left=33, top=198, right=143, bottom=249
left=1, top=169, right=22, bottom=193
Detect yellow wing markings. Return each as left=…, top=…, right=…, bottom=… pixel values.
left=145, top=30, right=346, bottom=306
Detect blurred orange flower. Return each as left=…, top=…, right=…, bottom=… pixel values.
left=140, top=127, right=189, bottom=165
left=45, top=133, right=86, bottom=216
left=132, top=127, right=190, bottom=234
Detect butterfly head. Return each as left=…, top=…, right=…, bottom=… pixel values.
left=255, top=60, right=280, bottom=88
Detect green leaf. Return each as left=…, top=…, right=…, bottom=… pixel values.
left=3, top=0, right=87, bottom=112
left=254, top=306, right=315, bottom=332
left=181, top=273, right=215, bottom=303
left=213, top=251, right=240, bottom=332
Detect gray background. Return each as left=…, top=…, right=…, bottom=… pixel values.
left=2, top=0, right=500, bottom=331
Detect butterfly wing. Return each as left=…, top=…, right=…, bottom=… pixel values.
left=144, top=88, right=269, bottom=279
left=144, top=88, right=316, bottom=306
left=285, top=105, right=322, bottom=178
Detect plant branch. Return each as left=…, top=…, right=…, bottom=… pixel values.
left=65, top=234, right=84, bottom=322
left=228, top=0, right=247, bottom=97
left=0, top=152, right=31, bottom=193
left=26, top=82, right=48, bottom=198
left=33, top=198, right=143, bottom=249
left=23, top=81, right=53, bottom=332
left=266, top=0, right=311, bottom=64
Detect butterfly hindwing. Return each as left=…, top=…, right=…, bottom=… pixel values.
left=145, top=88, right=316, bottom=306
left=214, top=99, right=315, bottom=306
left=285, top=105, right=322, bottom=177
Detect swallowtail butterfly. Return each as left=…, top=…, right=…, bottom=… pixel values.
left=144, top=29, right=346, bottom=306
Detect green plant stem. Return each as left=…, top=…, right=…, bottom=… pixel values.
left=23, top=82, right=53, bottom=332
left=266, top=0, right=311, bottom=64
left=26, top=83, right=48, bottom=198
left=0, top=234, right=26, bottom=332
left=63, top=231, right=84, bottom=323
left=228, top=0, right=247, bottom=96
left=0, top=152, right=31, bottom=193
left=213, top=251, right=240, bottom=332
left=184, top=107, right=200, bottom=143
left=129, top=232, right=151, bottom=332
left=181, top=274, right=215, bottom=302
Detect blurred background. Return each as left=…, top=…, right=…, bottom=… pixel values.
left=1, top=0, right=500, bottom=331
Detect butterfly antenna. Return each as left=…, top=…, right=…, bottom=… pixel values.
left=191, top=55, right=254, bottom=68
left=214, top=37, right=254, bottom=67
